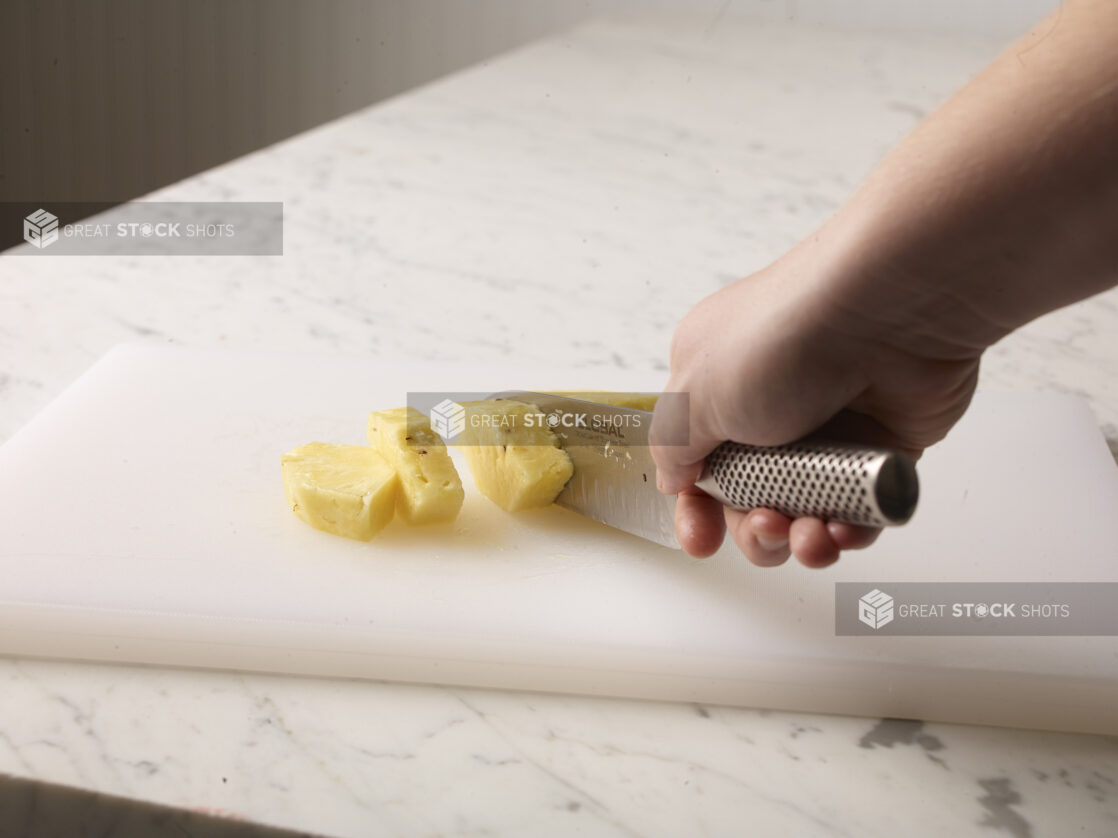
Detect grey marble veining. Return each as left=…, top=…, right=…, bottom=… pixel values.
left=1, top=659, right=1116, bottom=837
left=1, top=16, right=1116, bottom=838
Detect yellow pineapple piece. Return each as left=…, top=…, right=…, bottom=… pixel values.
left=456, top=399, right=574, bottom=512
left=536, top=391, right=659, bottom=411
left=367, top=407, right=464, bottom=524
left=281, top=442, right=398, bottom=541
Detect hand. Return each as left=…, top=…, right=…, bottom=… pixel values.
left=650, top=235, right=981, bottom=567
left=652, top=0, right=1118, bottom=567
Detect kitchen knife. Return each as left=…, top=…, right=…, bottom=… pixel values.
left=490, top=392, right=919, bottom=549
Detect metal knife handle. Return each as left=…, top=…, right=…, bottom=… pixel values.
left=694, top=440, right=918, bottom=527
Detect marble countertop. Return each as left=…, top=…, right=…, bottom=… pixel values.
left=2, top=16, right=1117, bottom=838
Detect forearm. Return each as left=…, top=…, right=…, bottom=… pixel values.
left=817, top=0, right=1118, bottom=359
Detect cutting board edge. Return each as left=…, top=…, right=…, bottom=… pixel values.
left=2, top=606, right=1115, bottom=736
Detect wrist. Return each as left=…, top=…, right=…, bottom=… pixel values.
left=802, top=197, right=1010, bottom=363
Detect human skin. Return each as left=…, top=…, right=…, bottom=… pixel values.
left=651, top=0, right=1118, bottom=566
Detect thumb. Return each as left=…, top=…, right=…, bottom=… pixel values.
left=649, top=382, right=721, bottom=495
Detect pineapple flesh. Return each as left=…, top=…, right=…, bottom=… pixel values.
left=457, top=399, right=574, bottom=512
left=367, top=406, right=464, bottom=524
left=281, top=442, right=398, bottom=540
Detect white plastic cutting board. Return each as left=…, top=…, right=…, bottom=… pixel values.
left=1, top=344, right=1117, bottom=734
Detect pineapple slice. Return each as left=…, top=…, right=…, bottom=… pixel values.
left=367, top=407, right=464, bottom=524
left=456, top=399, right=574, bottom=512
left=281, top=442, right=398, bottom=541
left=536, top=391, right=659, bottom=411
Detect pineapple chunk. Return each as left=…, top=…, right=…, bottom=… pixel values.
left=456, top=399, right=574, bottom=512
left=536, top=391, right=659, bottom=411
left=367, top=407, right=464, bottom=524
left=281, top=442, right=398, bottom=540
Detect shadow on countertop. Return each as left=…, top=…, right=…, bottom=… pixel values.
left=0, top=772, right=324, bottom=838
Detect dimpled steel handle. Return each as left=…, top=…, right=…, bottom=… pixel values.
left=694, top=440, right=919, bottom=527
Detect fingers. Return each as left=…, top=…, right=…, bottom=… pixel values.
left=725, top=508, right=792, bottom=567
left=674, top=490, right=726, bottom=558
left=826, top=521, right=882, bottom=551
left=787, top=518, right=841, bottom=568
left=720, top=507, right=883, bottom=568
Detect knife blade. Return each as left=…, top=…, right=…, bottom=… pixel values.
left=488, top=392, right=919, bottom=549
left=490, top=391, right=681, bottom=548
